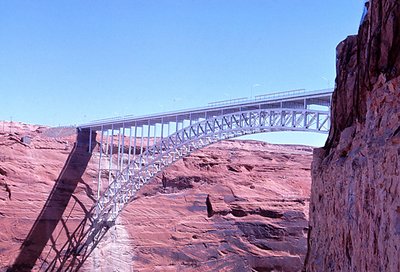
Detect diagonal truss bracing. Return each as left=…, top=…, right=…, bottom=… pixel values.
left=67, top=88, right=332, bottom=261
left=89, top=107, right=330, bottom=223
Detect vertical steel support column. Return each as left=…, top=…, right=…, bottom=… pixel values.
left=120, top=124, right=125, bottom=171
left=167, top=121, right=171, bottom=149
left=202, top=112, right=206, bottom=134
left=218, top=116, right=222, bottom=139
left=175, top=116, right=179, bottom=137
left=304, top=112, right=308, bottom=128
left=130, top=125, right=138, bottom=195
left=153, top=121, right=157, bottom=153
left=197, top=116, right=201, bottom=135
left=146, top=120, right=151, bottom=164
left=88, top=128, right=93, bottom=153
left=160, top=118, right=164, bottom=156
left=108, top=125, right=114, bottom=185
left=211, top=118, right=215, bottom=136
left=133, top=124, right=138, bottom=163
left=269, top=112, right=273, bottom=127
left=117, top=128, right=121, bottom=173
left=127, top=126, right=132, bottom=176
left=292, top=111, right=296, bottom=127
left=316, top=112, right=320, bottom=130
left=189, top=114, right=192, bottom=138
left=327, top=113, right=331, bottom=131
left=97, top=126, right=104, bottom=200
left=140, top=125, right=144, bottom=164
left=181, top=119, right=186, bottom=141
left=204, top=112, right=208, bottom=134
left=105, top=129, right=109, bottom=156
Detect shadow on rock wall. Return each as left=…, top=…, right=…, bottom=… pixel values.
left=8, top=130, right=98, bottom=272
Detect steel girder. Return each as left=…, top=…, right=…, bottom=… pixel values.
left=92, top=108, right=329, bottom=223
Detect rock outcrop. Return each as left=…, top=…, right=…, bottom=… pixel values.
left=0, top=122, right=313, bottom=271
left=89, top=141, right=312, bottom=272
left=306, top=0, right=400, bottom=271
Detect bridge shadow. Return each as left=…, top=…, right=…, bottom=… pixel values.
left=8, top=130, right=98, bottom=272
left=36, top=203, right=111, bottom=272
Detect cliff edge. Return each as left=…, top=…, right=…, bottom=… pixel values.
left=306, top=0, right=400, bottom=271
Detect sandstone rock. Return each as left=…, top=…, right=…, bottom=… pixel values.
left=87, top=141, right=312, bottom=272
left=306, top=0, right=400, bottom=271
left=0, top=124, right=312, bottom=272
left=326, top=0, right=400, bottom=150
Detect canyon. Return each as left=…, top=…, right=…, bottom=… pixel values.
left=2, top=1, right=400, bottom=271
left=0, top=122, right=312, bottom=271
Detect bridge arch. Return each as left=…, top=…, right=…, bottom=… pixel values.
left=87, top=105, right=330, bottom=223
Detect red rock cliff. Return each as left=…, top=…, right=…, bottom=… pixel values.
left=0, top=123, right=313, bottom=271
left=306, top=0, right=400, bottom=271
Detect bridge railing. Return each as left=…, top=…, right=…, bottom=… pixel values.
left=254, top=88, right=332, bottom=101
left=79, top=88, right=333, bottom=129
left=93, top=107, right=330, bottom=222
left=206, top=88, right=333, bottom=108
left=208, top=97, right=249, bottom=107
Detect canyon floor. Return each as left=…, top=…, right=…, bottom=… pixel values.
left=0, top=122, right=313, bottom=271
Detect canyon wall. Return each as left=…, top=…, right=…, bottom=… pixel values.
left=0, top=123, right=313, bottom=271
left=86, top=141, right=313, bottom=272
left=306, top=0, right=400, bottom=271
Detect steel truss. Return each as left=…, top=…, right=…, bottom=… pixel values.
left=92, top=108, right=329, bottom=223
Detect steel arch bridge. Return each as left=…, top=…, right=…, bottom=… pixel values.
left=79, top=88, right=332, bottom=224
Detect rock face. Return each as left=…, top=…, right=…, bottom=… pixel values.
left=87, top=141, right=312, bottom=272
left=0, top=123, right=96, bottom=272
left=0, top=122, right=313, bottom=271
left=306, top=0, right=400, bottom=271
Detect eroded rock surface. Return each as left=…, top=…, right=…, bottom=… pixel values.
left=106, top=141, right=312, bottom=272
left=306, top=0, right=400, bottom=271
left=0, top=122, right=312, bottom=271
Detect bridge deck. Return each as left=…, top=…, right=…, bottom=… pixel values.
left=79, top=88, right=332, bottom=131
left=64, top=87, right=333, bottom=259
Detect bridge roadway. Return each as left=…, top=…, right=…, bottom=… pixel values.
left=80, top=88, right=332, bottom=221
left=66, top=88, right=332, bottom=265
left=80, top=88, right=332, bottom=132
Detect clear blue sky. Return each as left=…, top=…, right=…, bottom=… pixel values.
left=0, top=1, right=363, bottom=146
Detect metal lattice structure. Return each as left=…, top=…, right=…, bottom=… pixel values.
left=79, top=88, right=332, bottom=224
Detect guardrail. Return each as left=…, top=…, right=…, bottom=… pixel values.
left=255, top=88, right=307, bottom=101
left=206, top=88, right=333, bottom=108
left=79, top=88, right=333, bottom=128
left=208, top=97, right=249, bottom=107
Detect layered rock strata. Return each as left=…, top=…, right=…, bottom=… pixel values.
left=306, top=0, right=400, bottom=271
left=0, top=123, right=313, bottom=271
left=86, top=141, right=313, bottom=272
